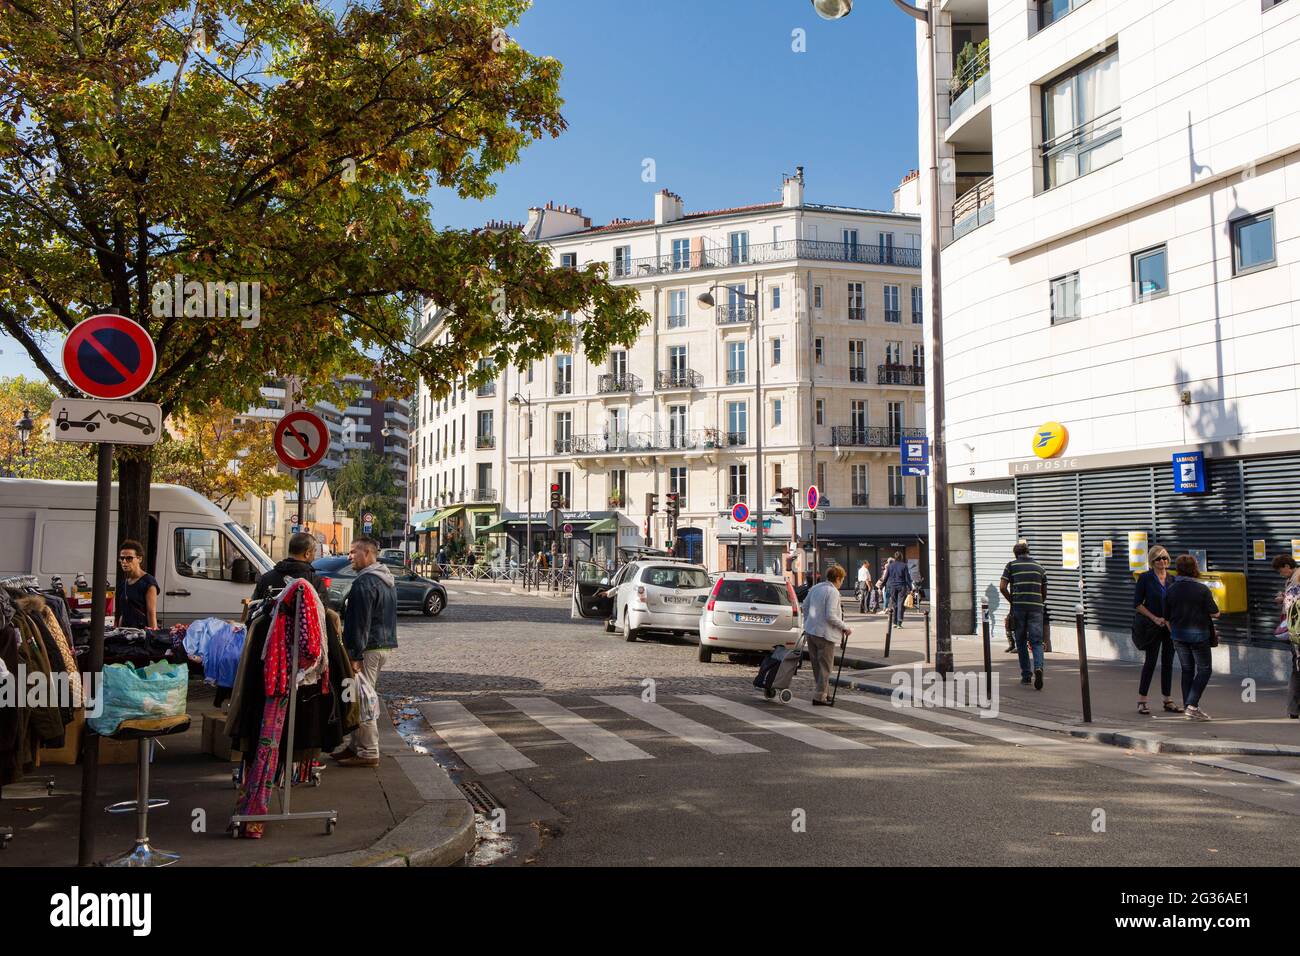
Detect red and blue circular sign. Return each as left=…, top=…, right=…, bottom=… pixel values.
left=806, top=485, right=820, bottom=510
left=273, top=410, right=330, bottom=470
left=731, top=502, right=749, bottom=523
left=62, top=314, right=156, bottom=400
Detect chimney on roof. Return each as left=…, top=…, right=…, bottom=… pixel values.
left=782, top=167, right=805, bottom=208
left=654, top=189, right=684, bottom=225
left=525, top=201, right=591, bottom=240
left=892, top=169, right=922, bottom=215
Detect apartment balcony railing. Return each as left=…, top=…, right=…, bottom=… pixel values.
left=468, top=488, right=497, bottom=503
left=726, top=494, right=748, bottom=508
left=849, top=366, right=868, bottom=383
left=655, top=368, right=703, bottom=390
left=568, top=428, right=725, bottom=455
left=605, top=239, right=921, bottom=278
left=725, top=431, right=747, bottom=447
left=852, top=493, right=869, bottom=506
left=949, top=43, right=991, bottom=124
left=953, top=176, right=995, bottom=241
left=848, top=306, right=866, bottom=321
left=476, top=434, right=495, bottom=449
left=476, top=382, right=496, bottom=398
left=831, top=426, right=901, bottom=448
left=885, top=310, right=902, bottom=324
left=596, top=372, right=642, bottom=395
left=725, top=369, right=746, bottom=385
left=554, top=379, right=572, bottom=395
left=716, top=303, right=754, bottom=326
left=879, top=364, right=925, bottom=386
left=554, top=437, right=575, bottom=454
left=607, top=496, right=626, bottom=509
left=1042, top=107, right=1122, bottom=191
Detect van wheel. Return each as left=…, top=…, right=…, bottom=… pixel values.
left=423, top=591, right=444, bottom=616
left=623, top=612, right=638, bottom=642
left=698, top=645, right=712, bottom=663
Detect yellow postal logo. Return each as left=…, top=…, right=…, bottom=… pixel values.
left=1032, top=422, right=1068, bottom=458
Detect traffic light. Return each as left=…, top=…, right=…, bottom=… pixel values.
left=646, top=492, right=660, bottom=515
left=666, top=493, right=681, bottom=522
left=549, top=482, right=562, bottom=511
left=776, top=486, right=795, bottom=516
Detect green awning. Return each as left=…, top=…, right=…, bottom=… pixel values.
left=586, top=518, right=618, bottom=534
left=419, top=505, right=462, bottom=530
left=479, top=517, right=511, bottom=535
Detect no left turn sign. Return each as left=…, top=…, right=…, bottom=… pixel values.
left=273, top=410, right=330, bottom=470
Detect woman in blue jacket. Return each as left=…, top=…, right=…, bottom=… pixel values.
left=1164, top=554, right=1220, bottom=721
left=1132, top=546, right=1180, bottom=715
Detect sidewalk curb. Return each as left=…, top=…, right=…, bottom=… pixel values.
left=276, top=714, right=476, bottom=868
left=509, top=587, right=569, bottom=599
left=831, top=673, right=1300, bottom=758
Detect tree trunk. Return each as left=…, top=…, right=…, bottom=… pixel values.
left=116, top=448, right=153, bottom=558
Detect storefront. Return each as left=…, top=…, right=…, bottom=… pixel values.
left=482, top=510, right=639, bottom=567
left=806, top=511, right=928, bottom=590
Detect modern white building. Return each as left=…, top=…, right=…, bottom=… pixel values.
left=914, top=0, right=1300, bottom=675
left=409, top=170, right=932, bottom=575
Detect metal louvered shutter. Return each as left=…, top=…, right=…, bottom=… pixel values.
left=1154, top=459, right=1247, bottom=642
left=1079, top=467, right=1152, bottom=630
left=1243, top=455, right=1300, bottom=642
left=1014, top=473, right=1080, bottom=623
left=971, top=503, right=1016, bottom=626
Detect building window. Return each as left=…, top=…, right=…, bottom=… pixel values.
left=1037, top=0, right=1090, bottom=30
left=814, top=285, right=824, bottom=309
left=772, top=399, right=783, bottom=428
left=726, top=401, right=748, bottom=445
left=477, top=409, right=493, bottom=440
left=613, top=245, right=632, bottom=277
left=843, top=229, right=859, bottom=259
left=913, top=343, right=925, bottom=368
left=816, top=461, right=827, bottom=491
left=773, top=462, right=783, bottom=492
left=671, top=238, right=690, bottom=271
left=560, top=252, right=577, bottom=269
left=554, top=411, right=572, bottom=453
left=1132, top=245, right=1168, bottom=301
left=884, top=285, right=901, bottom=323
left=888, top=466, right=906, bottom=507
left=668, top=403, right=688, bottom=447
left=728, top=464, right=748, bottom=505
left=850, top=400, right=867, bottom=432
left=608, top=469, right=627, bottom=507
left=610, top=349, right=628, bottom=382
left=728, top=231, right=750, bottom=265
left=911, top=286, right=923, bottom=324
left=1232, top=211, right=1276, bottom=276
left=851, top=464, right=868, bottom=507
left=878, top=232, right=895, bottom=263
left=668, top=345, right=688, bottom=385
left=915, top=475, right=928, bottom=508
left=771, top=337, right=782, bottom=366
left=669, top=466, right=687, bottom=506
left=556, top=470, right=571, bottom=508
left=848, top=282, right=865, bottom=320
left=814, top=337, right=824, bottom=364
left=727, top=341, right=747, bottom=385
left=815, top=399, right=825, bottom=426
left=849, top=340, right=866, bottom=382
left=887, top=401, right=903, bottom=443
left=771, top=286, right=781, bottom=310
left=668, top=289, right=687, bottom=328
left=1050, top=272, right=1081, bottom=325
left=1041, top=47, right=1121, bottom=190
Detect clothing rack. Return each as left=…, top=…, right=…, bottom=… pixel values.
left=0, top=575, right=39, bottom=591
left=229, top=585, right=337, bottom=837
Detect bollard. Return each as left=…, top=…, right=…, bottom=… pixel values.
left=1075, top=604, right=1092, bottom=723
left=883, top=608, right=893, bottom=658
left=980, top=599, right=992, bottom=699
left=924, top=608, right=932, bottom=664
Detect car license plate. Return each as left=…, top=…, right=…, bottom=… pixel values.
left=735, top=613, right=775, bottom=625
left=665, top=596, right=692, bottom=605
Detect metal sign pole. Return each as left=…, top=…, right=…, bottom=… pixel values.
left=76, top=441, right=113, bottom=866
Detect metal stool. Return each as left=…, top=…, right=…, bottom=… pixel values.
left=102, top=715, right=191, bottom=867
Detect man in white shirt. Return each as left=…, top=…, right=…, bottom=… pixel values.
left=856, top=561, right=871, bottom=612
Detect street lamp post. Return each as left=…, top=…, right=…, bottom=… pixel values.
left=9, top=407, right=34, bottom=476
left=697, top=277, right=765, bottom=573
left=510, top=391, right=533, bottom=590
left=814, top=0, right=953, bottom=674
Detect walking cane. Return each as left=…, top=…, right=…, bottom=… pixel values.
left=829, top=632, right=849, bottom=706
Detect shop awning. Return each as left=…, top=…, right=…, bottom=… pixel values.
left=480, top=517, right=511, bottom=535
left=419, top=505, right=462, bottom=531
left=586, top=517, right=618, bottom=534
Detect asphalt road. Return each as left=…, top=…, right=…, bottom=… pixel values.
left=383, top=582, right=1300, bottom=866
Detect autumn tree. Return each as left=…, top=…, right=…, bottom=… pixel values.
left=153, top=403, right=294, bottom=508
left=0, top=0, right=646, bottom=545
left=331, top=450, right=399, bottom=536
left=0, top=374, right=100, bottom=478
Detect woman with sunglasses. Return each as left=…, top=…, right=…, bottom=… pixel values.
left=115, top=539, right=159, bottom=630
left=1132, top=546, right=1180, bottom=715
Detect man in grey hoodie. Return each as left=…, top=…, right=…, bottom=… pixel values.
left=334, top=536, right=398, bottom=768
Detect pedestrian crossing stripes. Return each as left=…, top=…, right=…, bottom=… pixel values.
left=417, top=693, right=1008, bottom=776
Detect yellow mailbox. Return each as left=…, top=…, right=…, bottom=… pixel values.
left=1130, top=570, right=1248, bottom=613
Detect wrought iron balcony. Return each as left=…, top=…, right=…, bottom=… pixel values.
left=852, top=493, right=869, bottom=506
left=878, top=364, right=924, bottom=386
left=469, top=488, right=497, bottom=502
left=655, top=368, right=703, bottom=390
left=885, top=310, right=902, bottom=324
left=554, top=379, right=572, bottom=395
left=725, top=431, right=747, bottom=447
left=554, top=437, right=575, bottom=454
left=476, top=434, right=495, bottom=449
left=716, top=303, right=754, bottom=325
left=476, top=382, right=496, bottom=398
left=596, top=372, right=642, bottom=394
left=849, top=366, right=867, bottom=383
left=831, top=426, right=900, bottom=448
left=725, top=369, right=746, bottom=385
left=726, top=494, right=748, bottom=508
left=604, top=239, right=921, bottom=278
left=568, top=428, right=723, bottom=455
left=848, top=306, right=866, bottom=321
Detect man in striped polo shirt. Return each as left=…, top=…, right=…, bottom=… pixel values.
left=999, top=540, right=1049, bottom=689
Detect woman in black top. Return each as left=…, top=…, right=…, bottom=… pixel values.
left=115, top=539, right=159, bottom=630
left=1132, top=546, right=1180, bottom=715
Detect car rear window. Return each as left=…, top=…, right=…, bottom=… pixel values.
left=716, top=580, right=790, bottom=605
left=641, top=566, right=709, bottom=589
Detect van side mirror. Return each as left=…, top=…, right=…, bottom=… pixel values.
left=231, top=557, right=255, bottom=585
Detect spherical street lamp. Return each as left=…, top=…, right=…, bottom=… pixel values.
left=811, top=0, right=852, bottom=19
left=16, top=407, right=34, bottom=456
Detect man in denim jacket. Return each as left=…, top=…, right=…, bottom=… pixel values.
left=334, top=537, right=397, bottom=768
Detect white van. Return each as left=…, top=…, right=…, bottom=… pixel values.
left=0, top=478, right=273, bottom=625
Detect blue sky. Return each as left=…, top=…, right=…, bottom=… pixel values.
left=1, top=0, right=920, bottom=380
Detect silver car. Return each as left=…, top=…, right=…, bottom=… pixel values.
left=571, top=559, right=711, bottom=641
left=697, top=572, right=800, bottom=663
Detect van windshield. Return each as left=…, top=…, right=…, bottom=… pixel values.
left=225, top=522, right=273, bottom=573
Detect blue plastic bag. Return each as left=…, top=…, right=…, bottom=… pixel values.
left=87, top=661, right=189, bottom=736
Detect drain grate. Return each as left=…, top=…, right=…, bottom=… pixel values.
left=460, top=781, right=502, bottom=815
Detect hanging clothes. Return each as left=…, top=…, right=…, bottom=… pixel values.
left=183, top=618, right=246, bottom=689
left=16, top=595, right=81, bottom=709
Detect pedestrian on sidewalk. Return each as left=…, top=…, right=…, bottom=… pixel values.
left=801, top=564, right=852, bottom=706
left=1165, top=553, right=1220, bottom=721
left=1271, top=554, right=1300, bottom=718
left=1132, top=546, right=1181, bottom=715
left=999, top=540, right=1047, bottom=690
left=857, top=560, right=871, bottom=612
left=252, top=531, right=326, bottom=605
left=333, top=536, right=398, bottom=768
left=115, top=539, right=159, bottom=630
left=881, top=551, right=911, bottom=627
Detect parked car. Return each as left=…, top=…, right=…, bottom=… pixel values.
left=311, top=556, right=447, bottom=616
left=571, top=559, right=710, bottom=641
left=696, top=572, right=800, bottom=663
